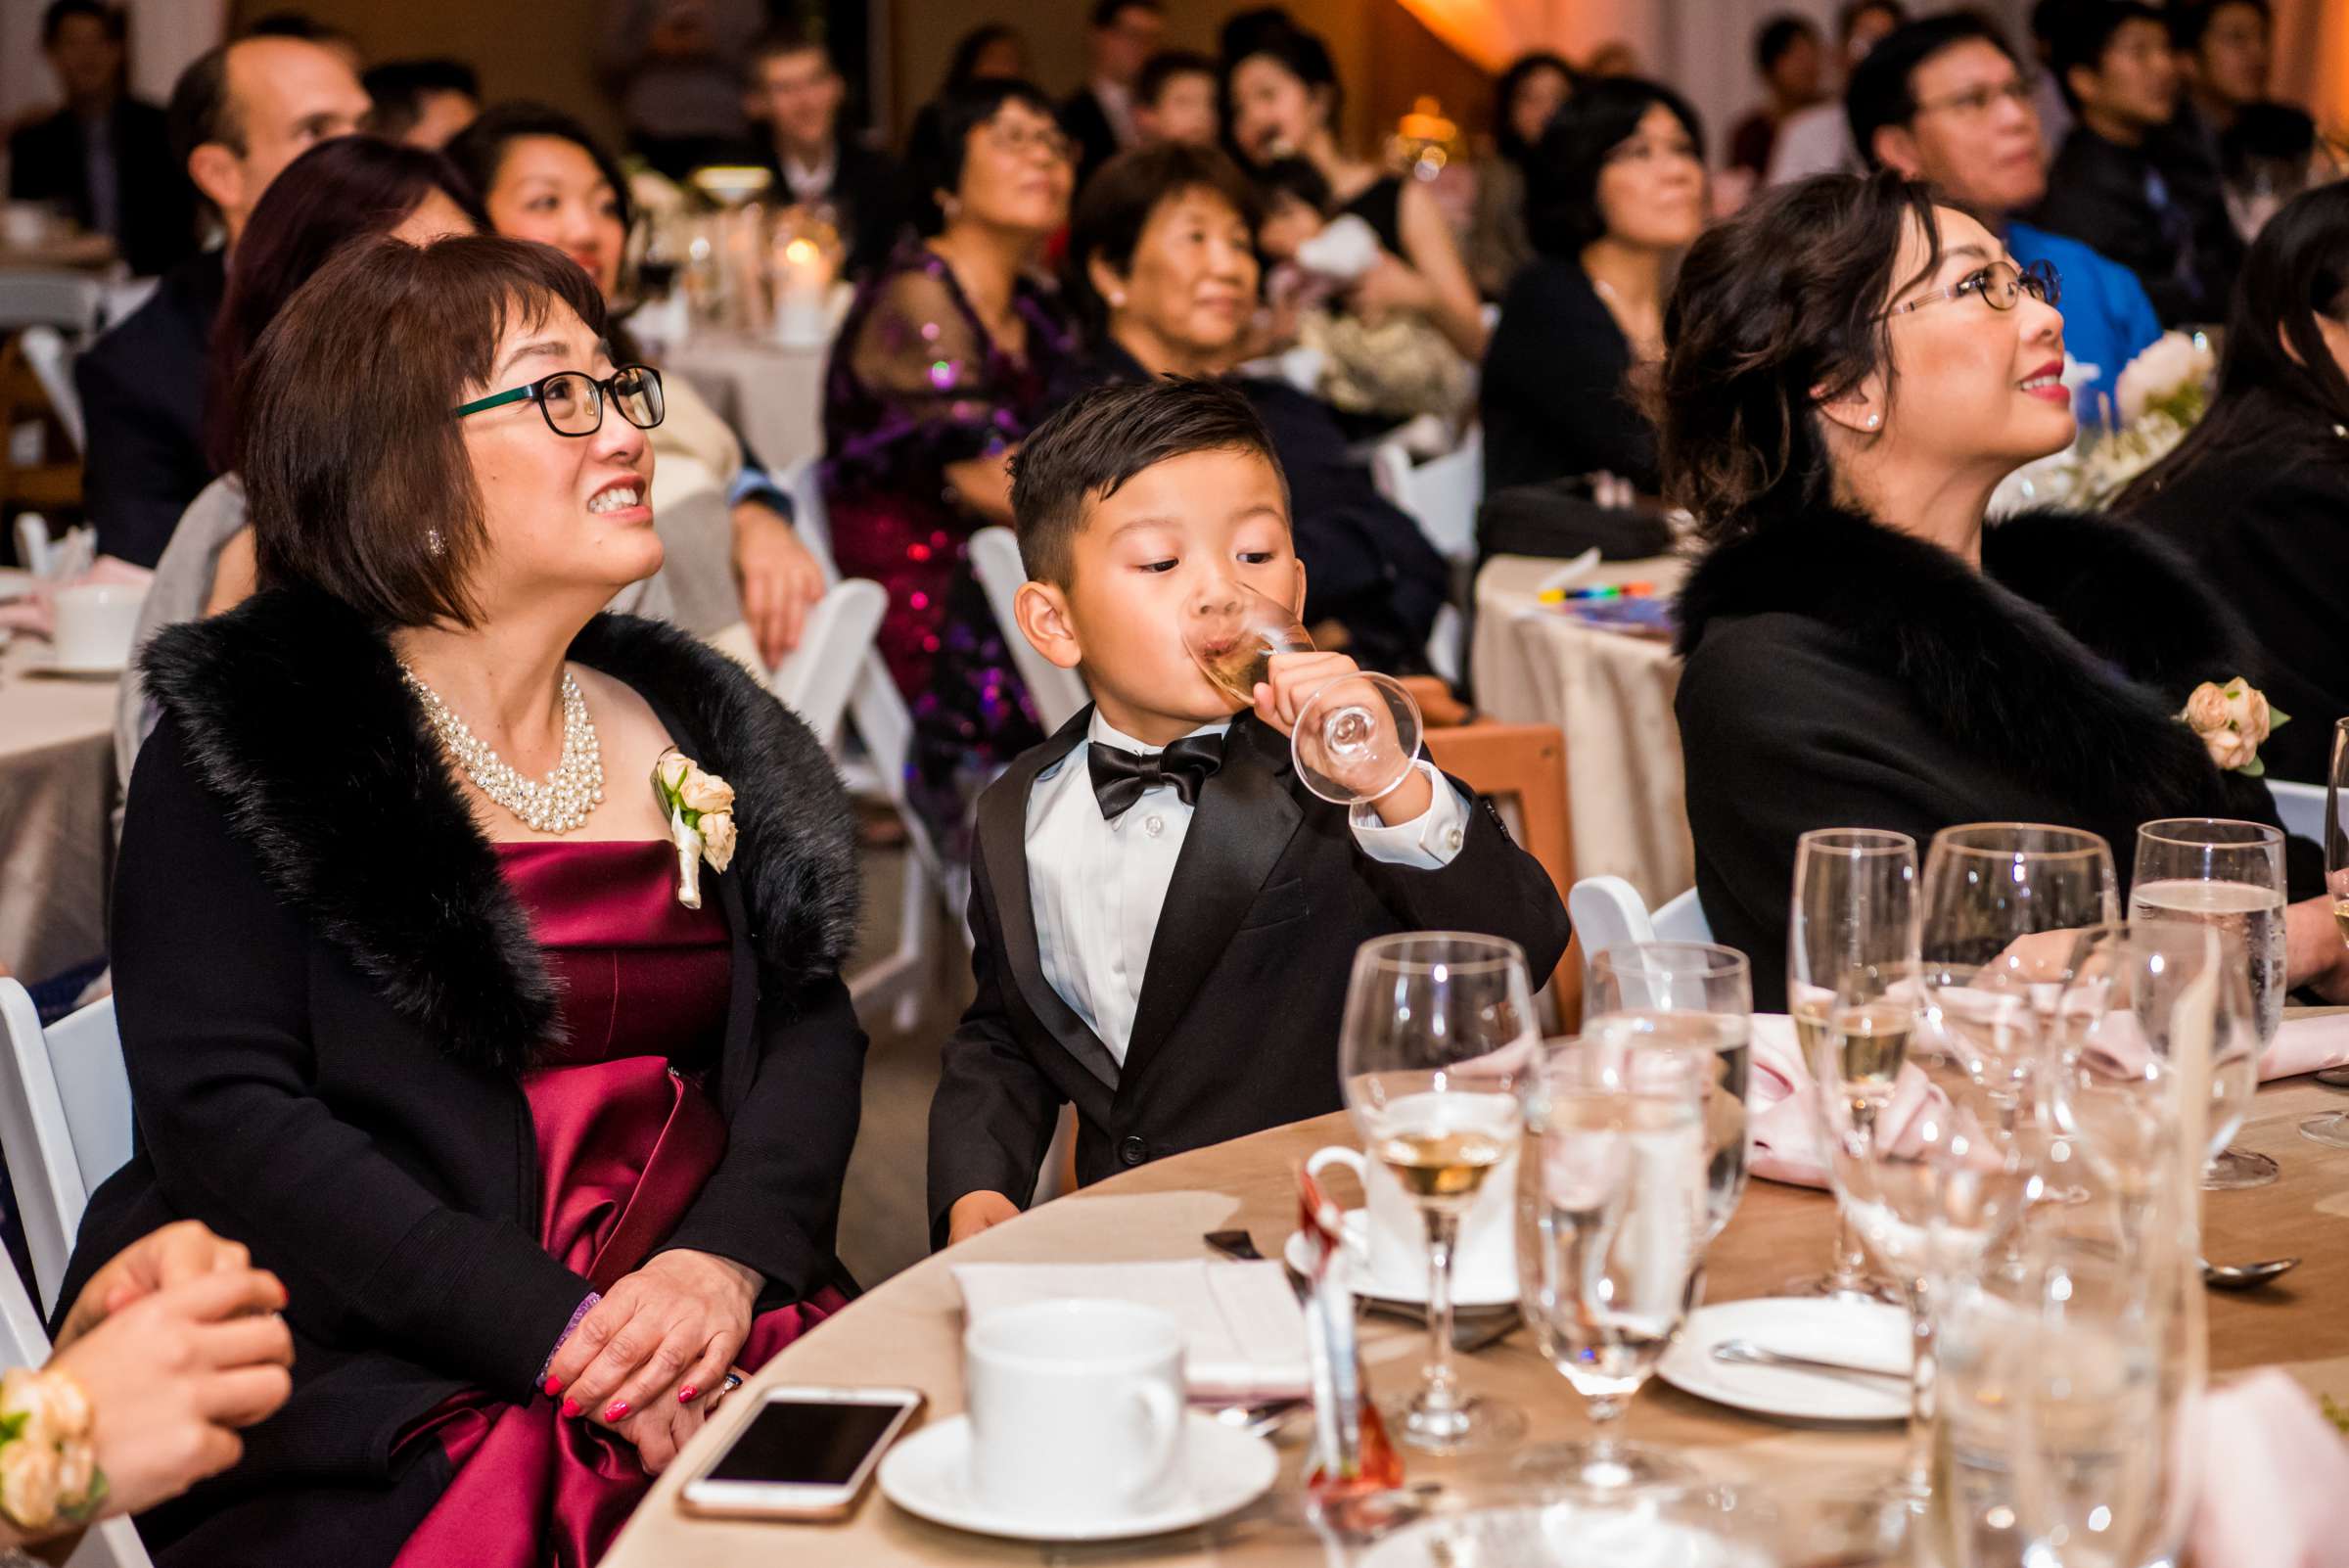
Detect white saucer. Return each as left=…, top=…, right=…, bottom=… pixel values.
left=877, top=1411, right=1277, bottom=1543
left=1283, top=1211, right=1517, bottom=1309
left=1657, top=1296, right=1911, bottom=1423
left=23, top=652, right=125, bottom=678
left=1359, top=1499, right=1773, bottom=1568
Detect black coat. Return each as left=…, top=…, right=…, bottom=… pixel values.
left=1673, top=504, right=2313, bottom=1009
left=2126, top=423, right=2349, bottom=785
left=1481, top=256, right=1658, bottom=495
left=74, top=247, right=223, bottom=569
left=1058, top=86, right=1123, bottom=190
left=754, top=136, right=913, bottom=279
left=7, top=97, right=196, bottom=277
left=59, top=587, right=864, bottom=1565
left=2029, top=124, right=2241, bottom=326
left=927, top=708, right=1573, bottom=1241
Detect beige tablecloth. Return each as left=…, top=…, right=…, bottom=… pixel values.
left=1471, top=552, right=1692, bottom=907
left=667, top=336, right=829, bottom=475
left=0, top=636, right=118, bottom=980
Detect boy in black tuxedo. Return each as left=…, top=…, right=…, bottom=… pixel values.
left=928, top=379, right=1571, bottom=1246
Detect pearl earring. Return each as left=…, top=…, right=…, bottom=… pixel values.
left=1109, top=290, right=1127, bottom=307
left=1865, top=412, right=1881, bottom=429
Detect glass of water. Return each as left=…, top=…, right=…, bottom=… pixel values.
left=2131, top=818, right=2283, bottom=1188
left=1514, top=1030, right=1710, bottom=1493
left=1585, top=943, right=1752, bottom=1242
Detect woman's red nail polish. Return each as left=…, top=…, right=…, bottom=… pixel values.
left=561, top=1399, right=580, bottom=1418
left=676, top=1386, right=698, bottom=1404
left=543, top=1376, right=562, bottom=1398
left=605, top=1402, right=629, bottom=1421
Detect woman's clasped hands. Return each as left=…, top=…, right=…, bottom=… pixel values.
left=542, top=1249, right=760, bottom=1474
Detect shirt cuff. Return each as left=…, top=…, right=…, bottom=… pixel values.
left=727, top=463, right=793, bottom=519
left=1349, top=761, right=1470, bottom=869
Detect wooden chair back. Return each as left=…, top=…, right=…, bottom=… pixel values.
left=1423, top=720, right=1583, bottom=1027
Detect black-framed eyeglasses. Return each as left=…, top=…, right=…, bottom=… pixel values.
left=453, top=363, right=666, bottom=437
left=1879, top=258, right=2060, bottom=321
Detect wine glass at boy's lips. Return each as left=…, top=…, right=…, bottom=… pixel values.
left=1180, top=576, right=1424, bottom=807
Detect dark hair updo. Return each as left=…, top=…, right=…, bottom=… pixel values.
left=1657, top=170, right=1946, bottom=543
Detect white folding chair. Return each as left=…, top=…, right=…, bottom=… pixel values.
left=0, top=981, right=131, bottom=1314
left=1566, top=876, right=1716, bottom=992
left=767, top=578, right=887, bottom=750
left=20, top=326, right=83, bottom=452
left=2270, top=779, right=2326, bottom=845
left=0, top=271, right=103, bottom=335
left=777, top=456, right=835, bottom=571
left=968, top=527, right=1087, bottom=732
left=0, top=1255, right=155, bottom=1568
left=1372, top=425, right=1485, bottom=562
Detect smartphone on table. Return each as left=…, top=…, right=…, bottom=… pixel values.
left=679, top=1384, right=925, bottom=1520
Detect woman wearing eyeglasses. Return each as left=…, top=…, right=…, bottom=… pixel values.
left=821, top=76, right=1077, bottom=859
left=62, top=234, right=864, bottom=1566
left=1664, top=172, right=2342, bottom=1005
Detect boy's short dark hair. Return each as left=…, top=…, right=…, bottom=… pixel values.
left=1010, top=379, right=1288, bottom=586
left=2050, top=0, right=2164, bottom=108
left=1137, top=49, right=1215, bottom=108
left=1254, top=154, right=1330, bottom=213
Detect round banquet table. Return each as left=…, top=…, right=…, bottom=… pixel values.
left=0, top=633, right=117, bottom=981
left=665, top=335, right=829, bottom=476
left=605, top=1054, right=2349, bottom=1567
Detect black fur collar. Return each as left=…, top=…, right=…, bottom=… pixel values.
left=1674, top=504, right=2258, bottom=823
left=139, top=587, right=859, bottom=1073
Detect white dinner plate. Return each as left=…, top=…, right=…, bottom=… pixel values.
left=877, top=1411, right=1277, bottom=1543
left=1657, top=1296, right=1911, bottom=1423
left=1282, top=1212, right=1518, bottom=1310
left=1358, top=1498, right=1773, bottom=1568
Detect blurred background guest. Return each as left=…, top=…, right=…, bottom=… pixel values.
left=597, top=0, right=760, bottom=176
left=1663, top=173, right=2333, bottom=1001
left=1225, top=21, right=1488, bottom=361
left=743, top=25, right=910, bottom=279
left=1060, top=0, right=1165, bottom=186
left=2031, top=0, right=2240, bottom=324
left=1585, top=38, right=1643, bottom=78
left=1132, top=49, right=1219, bottom=148
left=9, top=0, right=195, bottom=277
left=1063, top=142, right=1446, bottom=672
left=1850, top=12, right=2161, bottom=409
left=2170, top=0, right=2318, bottom=238
left=1764, top=0, right=1906, bottom=185
left=359, top=57, right=480, bottom=149
left=1468, top=49, right=1574, bottom=300
left=823, top=78, right=1074, bottom=857
left=2027, top=0, right=2075, bottom=154
left=904, top=24, right=1028, bottom=187
left=2119, top=182, right=2349, bottom=784
left=1726, top=13, right=1824, bottom=184
left=75, top=30, right=369, bottom=569
left=450, top=103, right=829, bottom=662
left=1482, top=76, right=1704, bottom=496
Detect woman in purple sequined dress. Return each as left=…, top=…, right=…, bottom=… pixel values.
left=823, top=77, right=1076, bottom=856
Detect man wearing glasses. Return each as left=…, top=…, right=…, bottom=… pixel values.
left=1847, top=13, right=2162, bottom=417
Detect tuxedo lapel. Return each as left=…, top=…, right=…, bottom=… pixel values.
left=975, top=706, right=1126, bottom=1090
left=1121, top=716, right=1305, bottom=1088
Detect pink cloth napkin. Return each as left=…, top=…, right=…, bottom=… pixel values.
left=0, top=556, right=153, bottom=637
left=1743, top=1010, right=2349, bottom=1191
left=2190, top=1370, right=2349, bottom=1567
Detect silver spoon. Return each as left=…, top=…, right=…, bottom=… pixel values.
left=1709, top=1340, right=1909, bottom=1384
left=2201, top=1256, right=2300, bottom=1290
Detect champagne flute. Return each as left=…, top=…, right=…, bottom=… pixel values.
left=1514, top=1029, right=1709, bottom=1493
left=1339, top=933, right=1539, bottom=1453
left=1179, top=575, right=1424, bottom=807
left=2306, top=717, right=2349, bottom=1149
left=1584, top=943, right=1752, bottom=1242
left=1784, top=828, right=1916, bottom=1302
left=2129, top=819, right=2284, bottom=1187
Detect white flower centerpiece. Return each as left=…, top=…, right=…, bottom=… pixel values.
left=1993, top=332, right=2217, bottom=513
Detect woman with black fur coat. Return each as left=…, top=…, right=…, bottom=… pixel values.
left=1661, top=172, right=2346, bottom=1010
left=56, top=235, right=866, bottom=1566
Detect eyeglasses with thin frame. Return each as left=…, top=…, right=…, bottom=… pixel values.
left=980, top=116, right=1075, bottom=165
left=1911, top=70, right=2041, bottom=119
left=1878, top=257, right=2060, bottom=321
left=452, top=363, right=666, bottom=438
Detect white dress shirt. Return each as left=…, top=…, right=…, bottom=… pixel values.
left=1026, top=712, right=1470, bottom=1065
left=779, top=143, right=839, bottom=205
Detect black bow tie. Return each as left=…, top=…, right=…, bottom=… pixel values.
left=1087, top=733, right=1225, bottom=821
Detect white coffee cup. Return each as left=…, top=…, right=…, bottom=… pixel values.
left=1, top=203, right=54, bottom=250
left=963, top=1299, right=1186, bottom=1522
left=50, top=583, right=147, bottom=672
left=1306, top=1139, right=1519, bottom=1303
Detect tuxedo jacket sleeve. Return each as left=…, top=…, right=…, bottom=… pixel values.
left=103, top=720, right=591, bottom=1397
left=1350, top=775, right=1573, bottom=971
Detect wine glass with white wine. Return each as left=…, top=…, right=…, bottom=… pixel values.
left=1338, top=933, right=1540, bottom=1453
left=1179, top=574, right=1424, bottom=807
left=2306, top=717, right=2349, bottom=1149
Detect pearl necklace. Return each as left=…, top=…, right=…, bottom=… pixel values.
left=401, top=665, right=605, bottom=833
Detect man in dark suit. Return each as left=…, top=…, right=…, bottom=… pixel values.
left=74, top=32, right=368, bottom=569
left=741, top=26, right=908, bottom=280
left=8, top=0, right=195, bottom=277
left=1060, top=0, right=1164, bottom=189
left=927, top=380, right=1571, bottom=1247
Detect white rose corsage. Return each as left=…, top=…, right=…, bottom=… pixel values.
left=2180, top=678, right=2288, bottom=776
left=651, top=748, right=737, bottom=909
left=0, top=1367, right=102, bottom=1532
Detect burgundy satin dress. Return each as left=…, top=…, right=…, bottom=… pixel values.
left=392, top=841, right=845, bottom=1568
